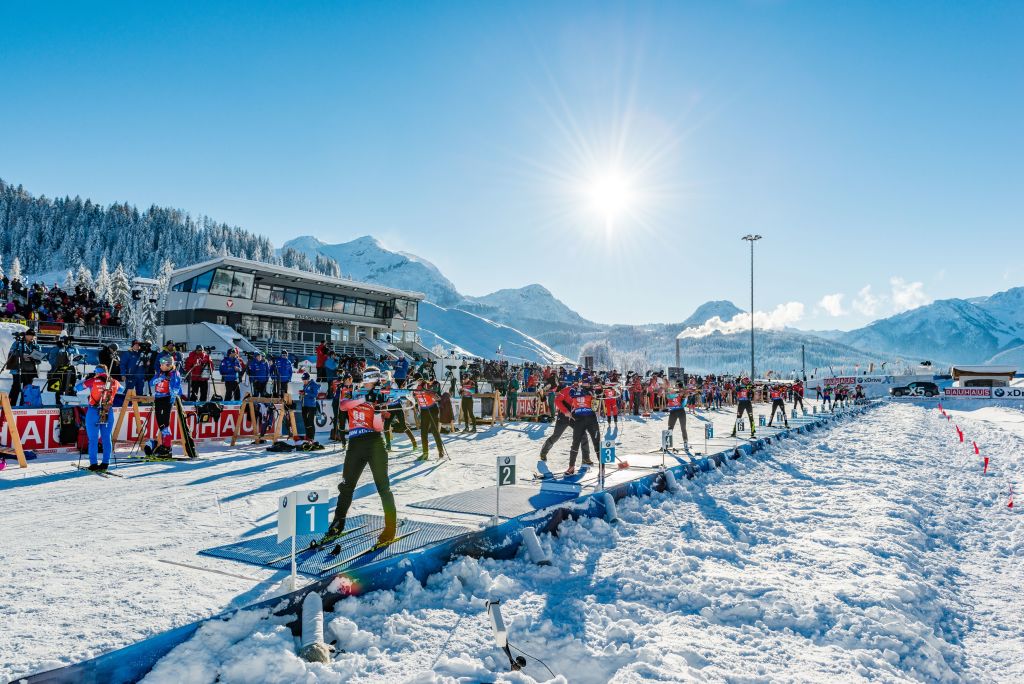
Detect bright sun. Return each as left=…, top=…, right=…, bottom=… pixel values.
left=586, top=170, right=634, bottom=220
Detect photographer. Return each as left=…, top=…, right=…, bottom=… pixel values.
left=119, top=340, right=148, bottom=396
left=7, top=328, right=43, bottom=406
left=45, top=334, right=82, bottom=407
left=184, top=345, right=214, bottom=401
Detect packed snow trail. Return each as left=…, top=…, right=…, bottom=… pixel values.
left=141, top=403, right=1024, bottom=683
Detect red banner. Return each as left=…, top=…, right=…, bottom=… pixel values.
left=1, top=405, right=257, bottom=455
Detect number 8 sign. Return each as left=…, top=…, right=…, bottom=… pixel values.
left=497, top=455, right=516, bottom=487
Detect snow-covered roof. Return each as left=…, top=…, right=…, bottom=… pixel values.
left=951, top=365, right=1016, bottom=378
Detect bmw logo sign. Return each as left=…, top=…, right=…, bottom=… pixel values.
left=307, top=492, right=320, bottom=503
left=994, top=388, right=1005, bottom=397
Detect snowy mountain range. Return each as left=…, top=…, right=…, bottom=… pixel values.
left=285, top=235, right=1024, bottom=370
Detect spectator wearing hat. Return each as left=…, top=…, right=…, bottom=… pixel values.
left=6, top=327, right=42, bottom=405
left=219, top=348, right=245, bottom=401
left=299, top=372, right=321, bottom=442
left=119, top=341, right=148, bottom=396
left=247, top=351, right=271, bottom=397
left=153, top=340, right=183, bottom=377
left=185, top=345, right=214, bottom=401
left=272, top=351, right=292, bottom=398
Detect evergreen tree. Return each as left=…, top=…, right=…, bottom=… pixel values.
left=10, top=256, right=22, bottom=283
left=94, top=257, right=112, bottom=302
left=63, top=269, right=75, bottom=290
left=110, top=263, right=133, bottom=330
left=75, top=264, right=93, bottom=290
left=140, top=287, right=161, bottom=344
left=0, top=254, right=4, bottom=280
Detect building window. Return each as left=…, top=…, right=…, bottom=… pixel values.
left=210, top=269, right=234, bottom=296
left=254, top=284, right=270, bottom=303
left=308, top=292, right=321, bottom=310
left=320, top=295, right=334, bottom=312
left=230, top=271, right=254, bottom=298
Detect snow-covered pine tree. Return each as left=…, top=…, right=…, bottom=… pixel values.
left=0, top=254, right=4, bottom=280
left=10, top=256, right=23, bottom=283
left=75, top=264, right=93, bottom=290
left=139, top=287, right=160, bottom=344
left=94, top=257, right=112, bottom=302
left=110, top=263, right=133, bottom=331
left=315, top=253, right=341, bottom=278
left=63, top=269, right=75, bottom=291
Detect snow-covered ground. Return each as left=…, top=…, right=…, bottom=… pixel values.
left=4, top=401, right=1022, bottom=682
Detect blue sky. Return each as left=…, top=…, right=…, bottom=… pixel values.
left=2, top=1, right=1022, bottom=329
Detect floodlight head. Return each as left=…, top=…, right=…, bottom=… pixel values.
left=741, top=234, right=763, bottom=242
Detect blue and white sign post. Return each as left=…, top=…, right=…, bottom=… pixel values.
left=599, top=439, right=616, bottom=490
left=278, top=489, right=330, bottom=589
left=661, top=429, right=673, bottom=468
left=492, top=455, right=516, bottom=526
left=704, top=422, right=713, bottom=454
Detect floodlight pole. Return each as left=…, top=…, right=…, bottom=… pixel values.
left=741, top=234, right=762, bottom=380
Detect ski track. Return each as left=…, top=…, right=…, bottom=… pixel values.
left=135, top=403, right=1024, bottom=684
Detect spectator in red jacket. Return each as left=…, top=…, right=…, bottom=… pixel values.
left=184, top=346, right=213, bottom=401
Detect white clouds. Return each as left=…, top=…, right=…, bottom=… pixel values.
left=817, top=293, right=845, bottom=317
left=852, top=285, right=880, bottom=317
left=889, top=277, right=931, bottom=312
left=679, top=301, right=805, bottom=338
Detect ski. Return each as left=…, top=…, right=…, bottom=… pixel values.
left=264, top=524, right=370, bottom=566
left=70, top=463, right=123, bottom=478
left=173, top=396, right=199, bottom=459
left=318, top=528, right=421, bottom=574
left=327, top=519, right=410, bottom=556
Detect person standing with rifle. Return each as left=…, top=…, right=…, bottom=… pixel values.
left=412, top=374, right=446, bottom=461
left=730, top=378, right=756, bottom=437
left=185, top=345, right=214, bottom=401
left=327, top=367, right=396, bottom=545
left=219, top=348, right=244, bottom=401
left=459, top=373, right=477, bottom=433
left=149, top=357, right=184, bottom=456
left=75, top=364, right=123, bottom=471
left=539, top=379, right=592, bottom=464
left=564, top=378, right=599, bottom=475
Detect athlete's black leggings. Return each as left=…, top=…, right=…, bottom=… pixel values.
left=302, top=406, right=316, bottom=440
left=737, top=397, right=753, bottom=423
left=419, top=405, right=444, bottom=457
left=384, top=406, right=416, bottom=449
left=154, top=396, right=172, bottom=430
left=667, top=409, right=688, bottom=442
left=460, top=396, right=476, bottom=429
left=540, top=413, right=590, bottom=460
left=569, top=412, right=600, bottom=468
left=768, top=399, right=787, bottom=425
left=332, top=434, right=396, bottom=533
left=792, top=395, right=804, bottom=412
